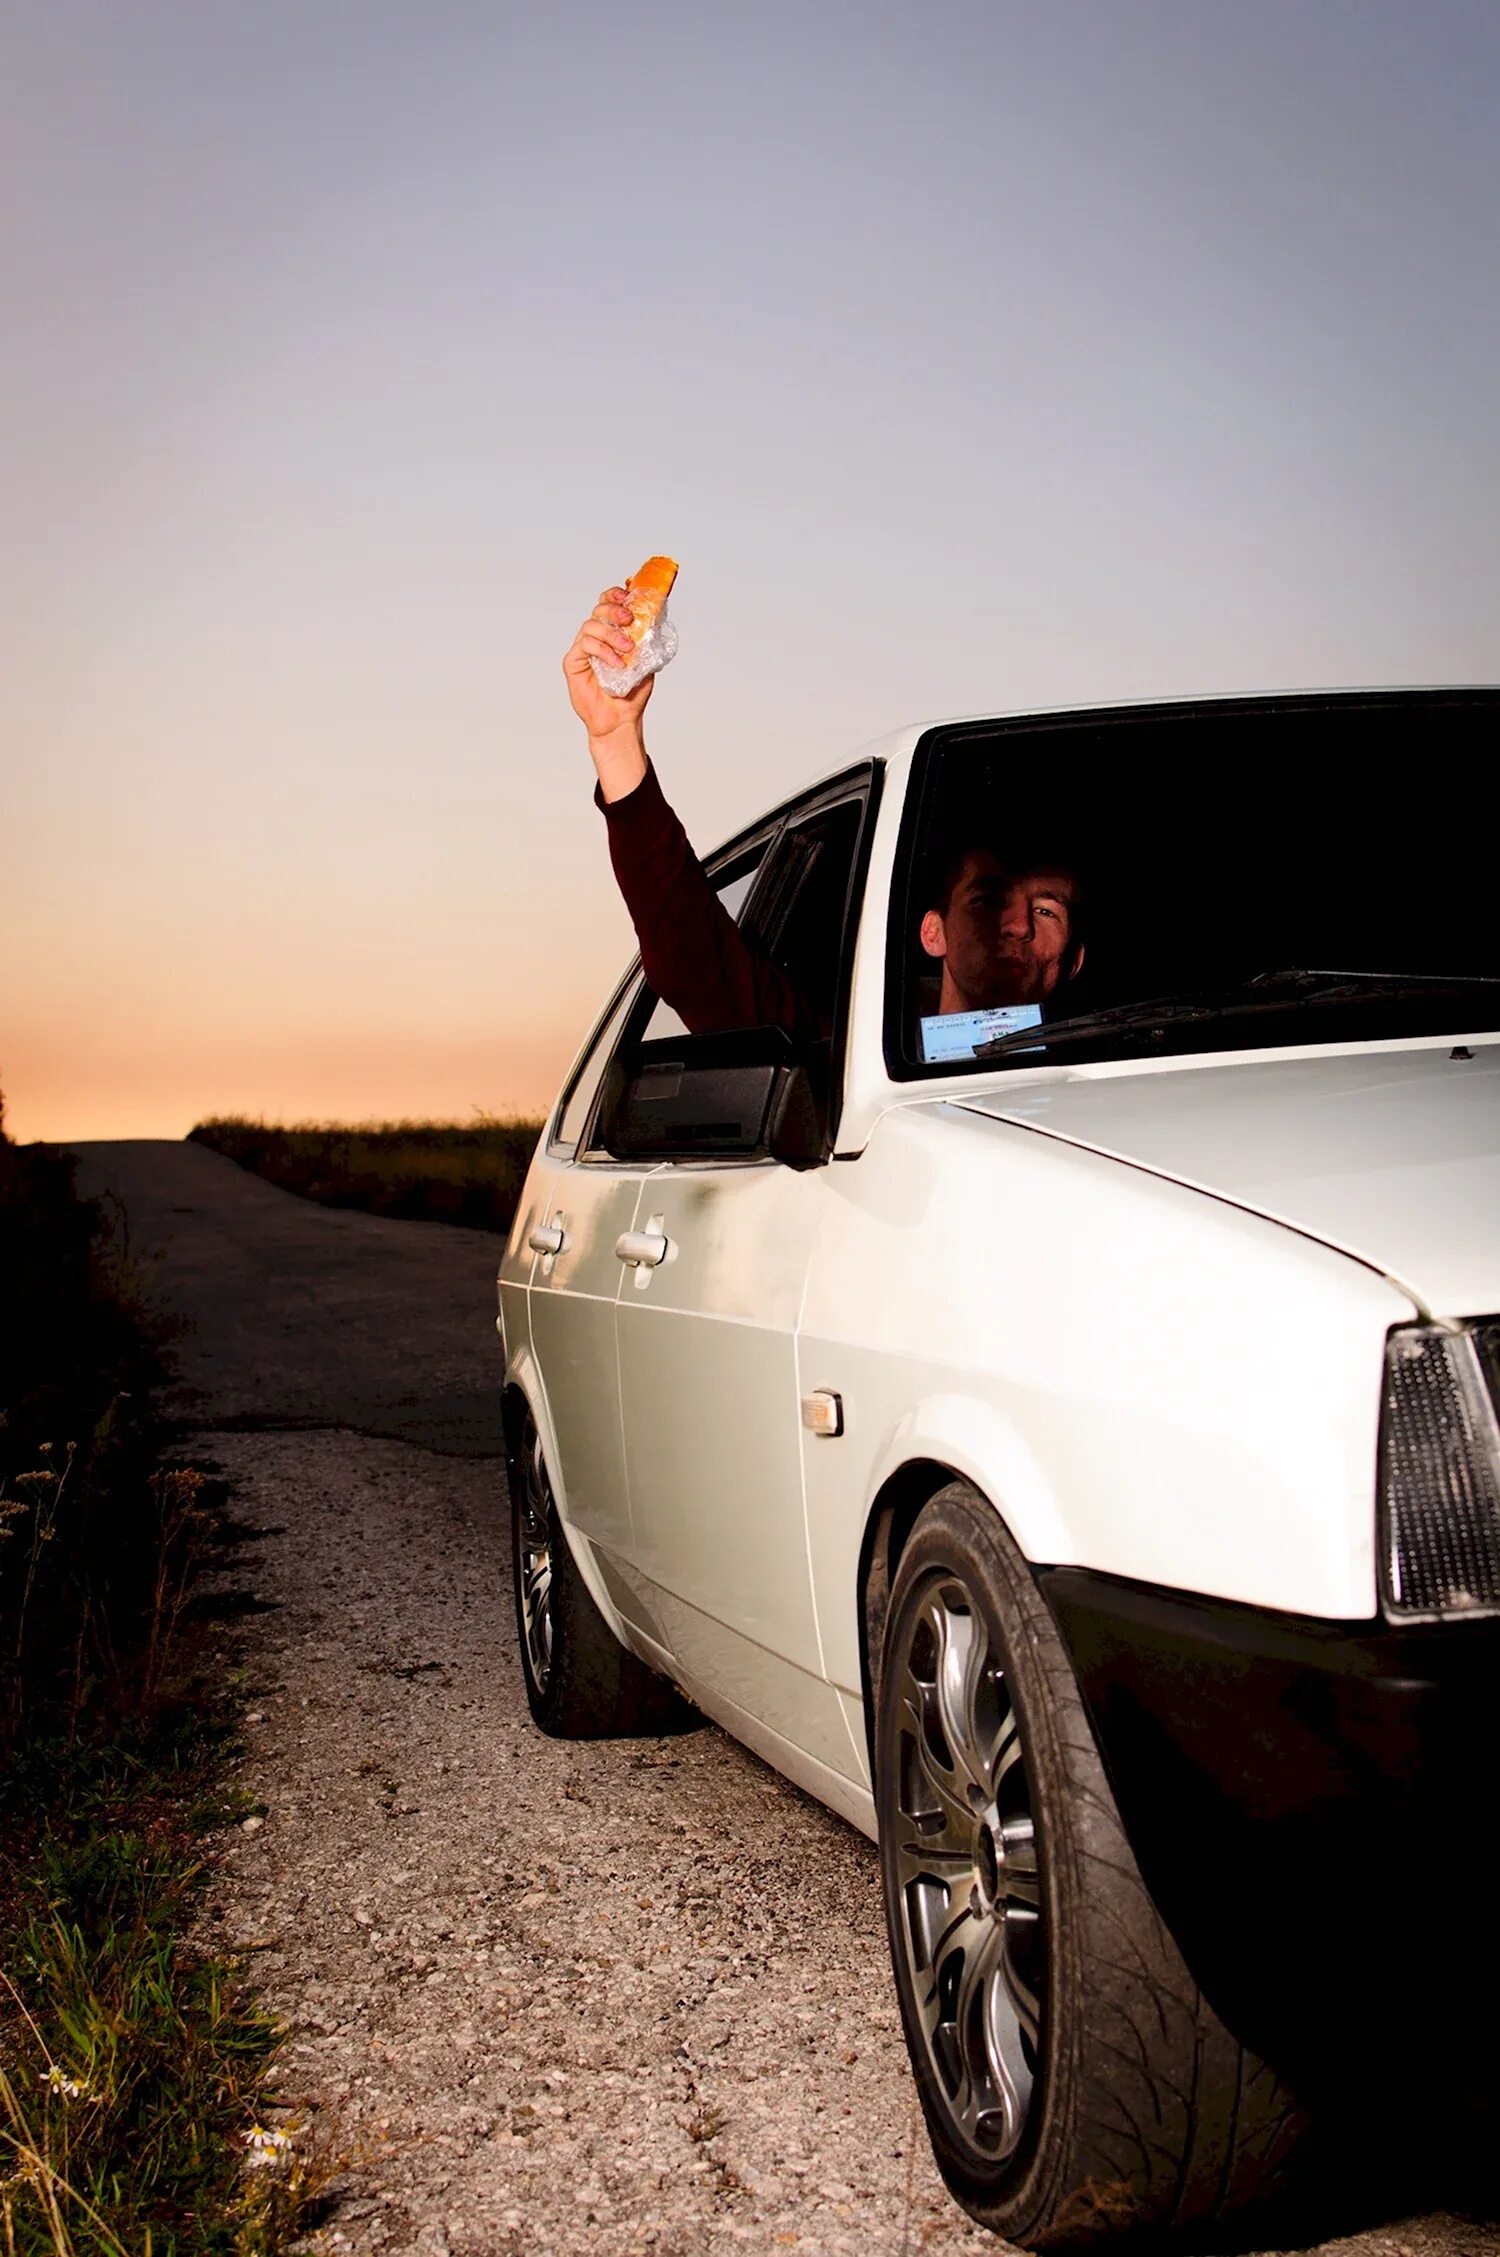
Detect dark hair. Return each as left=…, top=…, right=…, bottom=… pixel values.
left=926, top=840, right=1088, bottom=948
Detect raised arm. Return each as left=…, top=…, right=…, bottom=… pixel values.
left=563, top=587, right=811, bottom=1039
left=562, top=584, right=655, bottom=805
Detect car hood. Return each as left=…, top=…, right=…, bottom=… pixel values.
left=954, top=1039, right=1500, bottom=1318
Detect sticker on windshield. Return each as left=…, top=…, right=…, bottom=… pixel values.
left=920, top=1004, right=1044, bottom=1063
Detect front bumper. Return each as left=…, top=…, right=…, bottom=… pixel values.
left=1038, top=1566, right=1500, bottom=2089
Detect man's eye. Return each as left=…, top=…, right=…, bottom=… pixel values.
left=1036, top=904, right=1058, bottom=921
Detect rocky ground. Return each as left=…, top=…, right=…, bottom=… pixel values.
left=70, top=1141, right=1500, bottom=2257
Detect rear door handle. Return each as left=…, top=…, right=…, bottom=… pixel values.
left=615, top=1229, right=668, bottom=1269
left=528, top=1222, right=566, bottom=1255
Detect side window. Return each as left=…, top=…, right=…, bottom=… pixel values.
left=590, top=779, right=875, bottom=1166
left=745, top=797, right=867, bottom=1034
left=620, top=787, right=869, bottom=1063
left=635, top=847, right=770, bottom=1043
left=550, top=973, right=642, bottom=1157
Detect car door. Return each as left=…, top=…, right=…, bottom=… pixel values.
left=528, top=850, right=772, bottom=1564
left=525, top=971, right=650, bottom=1561
left=611, top=778, right=877, bottom=1778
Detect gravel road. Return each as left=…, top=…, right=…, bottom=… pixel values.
left=69, top=1141, right=1500, bottom=2257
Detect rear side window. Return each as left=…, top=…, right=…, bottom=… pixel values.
left=550, top=975, right=641, bottom=1157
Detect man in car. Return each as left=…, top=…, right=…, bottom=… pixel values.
left=564, top=585, right=1085, bottom=1052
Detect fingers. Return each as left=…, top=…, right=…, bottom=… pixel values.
left=562, top=586, right=639, bottom=691
left=564, top=628, right=631, bottom=679
left=593, top=596, right=634, bottom=634
left=569, top=604, right=634, bottom=664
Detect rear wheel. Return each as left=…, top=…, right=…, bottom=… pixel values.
left=876, top=1483, right=1307, bottom=2247
left=508, top=1403, right=693, bottom=1739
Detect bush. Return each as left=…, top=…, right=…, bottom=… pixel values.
left=0, top=1126, right=167, bottom=1744
left=188, top=1113, right=544, bottom=1234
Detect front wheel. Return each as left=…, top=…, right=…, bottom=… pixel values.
left=508, top=1403, right=693, bottom=1739
left=875, top=1484, right=1307, bottom=2247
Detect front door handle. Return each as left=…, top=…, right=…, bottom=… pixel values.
left=615, top=1229, right=669, bottom=1269
left=528, top=1221, right=566, bottom=1255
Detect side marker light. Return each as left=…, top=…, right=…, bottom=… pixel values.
left=801, top=1390, right=845, bottom=1439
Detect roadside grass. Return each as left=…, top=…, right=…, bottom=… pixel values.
left=188, top=1113, right=545, bottom=1235
left=0, top=1706, right=326, bottom=2255
left=0, top=1101, right=326, bottom=2252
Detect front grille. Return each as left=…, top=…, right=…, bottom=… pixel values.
left=1382, top=1322, right=1500, bottom=1619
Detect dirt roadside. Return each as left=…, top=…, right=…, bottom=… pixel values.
left=69, top=1142, right=1500, bottom=2257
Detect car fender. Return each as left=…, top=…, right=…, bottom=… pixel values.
left=865, top=1393, right=1075, bottom=1569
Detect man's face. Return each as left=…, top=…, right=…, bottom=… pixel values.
left=920, top=850, right=1081, bottom=1010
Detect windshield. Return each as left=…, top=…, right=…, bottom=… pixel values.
left=891, top=692, right=1500, bottom=1077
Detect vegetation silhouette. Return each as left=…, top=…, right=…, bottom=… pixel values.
left=189, top=1112, right=544, bottom=1234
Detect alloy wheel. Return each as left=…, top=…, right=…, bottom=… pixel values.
left=517, top=1425, right=555, bottom=1692
left=889, top=1570, right=1044, bottom=2162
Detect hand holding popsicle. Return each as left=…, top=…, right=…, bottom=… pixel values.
left=564, top=559, right=677, bottom=799
left=563, top=585, right=650, bottom=739
left=579, top=556, right=678, bottom=697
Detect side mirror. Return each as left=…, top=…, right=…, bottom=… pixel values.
left=764, top=1056, right=828, bottom=1168
left=600, top=1027, right=831, bottom=1169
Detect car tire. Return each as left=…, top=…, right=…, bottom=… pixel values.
left=508, top=1402, right=694, bottom=1739
left=875, top=1481, right=1308, bottom=2248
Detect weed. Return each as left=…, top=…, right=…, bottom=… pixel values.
left=0, top=1101, right=336, bottom=2252
left=142, top=1471, right=214, bottom=1708
left=0, top=1709, right=344, bottom=2252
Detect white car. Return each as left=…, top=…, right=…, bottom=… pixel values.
left=496, top=689, right=1500, bottom=2247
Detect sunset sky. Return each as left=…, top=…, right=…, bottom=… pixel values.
left=5, top=0, right=1498, bottom=1142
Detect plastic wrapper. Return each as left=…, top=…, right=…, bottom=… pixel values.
left=589, top=608, right=679, bottom=698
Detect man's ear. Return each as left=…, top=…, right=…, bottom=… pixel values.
left=1066, top=942, right=1086, bottom=981
left=919, top=908, right=946, bottom=960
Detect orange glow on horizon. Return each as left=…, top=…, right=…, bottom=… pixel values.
left=3, top=1022, right=571, bottom=1145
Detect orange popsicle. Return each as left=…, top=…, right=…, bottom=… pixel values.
left=623, top=555, right=678, bottom=649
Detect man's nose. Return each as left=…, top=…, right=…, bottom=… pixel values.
left=999, top=895, right=1032, bottom=938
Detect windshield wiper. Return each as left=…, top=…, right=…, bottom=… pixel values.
left=973, top=970, right=1500, bottom=1060
left=1244, top=967, right=1500, bottom=997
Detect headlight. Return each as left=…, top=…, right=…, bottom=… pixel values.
left=1381, top=1320, right=1500, bottom=1619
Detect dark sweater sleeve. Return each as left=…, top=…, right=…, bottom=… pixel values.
left=598, top=761, right=811, bottom=1039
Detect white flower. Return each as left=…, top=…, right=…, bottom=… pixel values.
left=42, top=2067, right=89, bottom=2101
left=243, top=2123, right=294, bottom=2168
